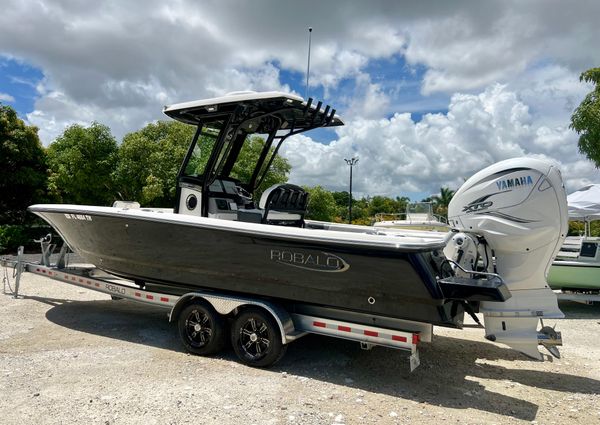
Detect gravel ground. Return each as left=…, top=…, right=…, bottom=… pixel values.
left=1, top=262, right=600, bottom=425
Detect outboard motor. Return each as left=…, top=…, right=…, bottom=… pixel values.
left=447, top=157, right=568, bottom=360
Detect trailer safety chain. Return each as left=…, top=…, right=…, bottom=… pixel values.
left=2, top=261, right=15, bottom=295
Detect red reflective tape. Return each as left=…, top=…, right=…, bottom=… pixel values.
left=78, top=279, right=83, bottom=283
left=412, top=334, right=420, bottom=345
left=42, top=269, right=46, bottom=273
left=36, top=268, right=41, bottom=272
left=48, top=271, right=53, bottom=276
left=64, top=275, right=69, bottom=279
left=135, top=292, right=141, bottom=297
left=313, top=321, right=326, bottom=328
left=71, top=277, right=76, bottom=281
left=146, top=295, right=154, bottom=300
left=364, top=330, right=378, bottom=337
left=392, top=335, right=407, bottom=343
left=94, top=283, right=100, bottom=287
left=160, top=297, right=169, bottom=302
left=338, top=325, right=351, bottom=332
left=86, top=280, right=91, bottom=285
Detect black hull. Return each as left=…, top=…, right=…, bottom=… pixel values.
left=33, top=209, right=465, bottom=327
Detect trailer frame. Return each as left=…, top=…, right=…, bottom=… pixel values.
left=2, top=244, right=427, bottom=371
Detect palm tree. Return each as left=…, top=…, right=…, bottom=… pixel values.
left=431, top=187, right=455, bottom=218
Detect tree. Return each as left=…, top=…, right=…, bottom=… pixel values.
left=113, top=121, right=194, bottom=206
left=46, top=122, right=118, bottom=205
left=571, top=68, right=600, bottom=166
left=113, top=124, right=290, bottom=207
left=430, top=186, right=455, bottom=218
left=304, top=186, right=337, bottom=221
left=367, top=195, right=408, bottom=217
left=0, top=104, right=47, bottom=224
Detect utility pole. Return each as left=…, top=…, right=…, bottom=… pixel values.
left=344, top=157, right=358, bottom=223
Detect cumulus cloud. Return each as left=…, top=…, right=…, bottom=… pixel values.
left=1, top=0, right=599, bottom=198
left=0, top=93, right=15, bottom=102
left=282, top=83, right=595, bottom=197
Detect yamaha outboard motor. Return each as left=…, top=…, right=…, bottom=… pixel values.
left=446, top=157, right=568, bottom=360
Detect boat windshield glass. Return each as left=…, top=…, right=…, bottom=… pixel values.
left=183, top=120, right=224, bottom=177
left=223, top=132, right=271, bottom=183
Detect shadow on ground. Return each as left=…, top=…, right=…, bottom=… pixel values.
left=35, top=297, right=600, bottom=421
left=558, top=299, right=600, bottom=319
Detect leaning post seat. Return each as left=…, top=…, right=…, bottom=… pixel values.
left=258, top=183, right=309, bottom=227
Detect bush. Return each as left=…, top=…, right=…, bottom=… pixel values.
left=0, top=224, right=55, bottom=254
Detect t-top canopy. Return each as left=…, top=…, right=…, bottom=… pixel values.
left=163, top=91, right=343, bottom=129
left=567, top=184, right=600, bottom=220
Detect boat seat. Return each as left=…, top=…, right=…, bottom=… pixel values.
left=236, top=184, right=309, bottom=227
left=259, top=183, right=308, bottom=227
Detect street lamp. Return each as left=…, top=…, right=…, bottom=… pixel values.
left=344, top=157, right=358, bottom=223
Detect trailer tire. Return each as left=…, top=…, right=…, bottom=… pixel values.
left=178, top=301, right=227, bottom=356
left=231, top=307, right=287, bottom=368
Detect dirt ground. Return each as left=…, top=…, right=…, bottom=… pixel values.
left=1, top=265, right=599, bottom=425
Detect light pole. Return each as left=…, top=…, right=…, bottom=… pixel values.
left=344, top=157, right=358, bottom=223
left=305, top=27, right=312, bottom=100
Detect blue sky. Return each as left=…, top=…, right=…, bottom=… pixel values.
left=1, top=0, right=599, bottom=200
left=0, top=57, right=43, bottom=117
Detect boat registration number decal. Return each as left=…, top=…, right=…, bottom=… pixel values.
left=270, top=249, right=350, bottom=273
left=64, top=213, right=93, bottom=221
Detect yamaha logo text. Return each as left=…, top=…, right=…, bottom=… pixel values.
left=496, top=175, right=534, bottom=191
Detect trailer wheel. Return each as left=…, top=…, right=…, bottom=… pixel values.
left=231, top=307, right=287, bottom=368
left=178, top=301, right=227, bottom=356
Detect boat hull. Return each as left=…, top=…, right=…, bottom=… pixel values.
left=547, top=262, right=600, bottom=291
left=31, top=206, right=466, bottom=327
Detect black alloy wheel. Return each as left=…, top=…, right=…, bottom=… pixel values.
left=231, top=307, right=287, bottom=368
left=178, top=301, right=227, bottom=356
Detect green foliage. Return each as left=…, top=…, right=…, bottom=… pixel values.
left=367, top=195, right=410, bottom=217
left=429, top=186, right=455, bottom=218
left=568, top=220, right=600, bottom=237
left=0, top=104, right=48, bottom=224
left=330, top=191, right=410, bottom=223
left=571, top=67, right=600, bottom=166
left=113, top=121, right=195, bottom=207
left=46, top=122, right=118, bottom=205
left=332, top=191, right=350, bottom=209
left=0, top=224, right=52, bottom=253
left=304, top=186, right=337, bottom=221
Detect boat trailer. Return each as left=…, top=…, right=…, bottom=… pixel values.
left=1, top=238, right=428, bottom=371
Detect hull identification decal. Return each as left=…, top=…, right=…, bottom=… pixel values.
left=270, top=249, right=350, bottom=273
left=64, top=213, right=93, bottom=221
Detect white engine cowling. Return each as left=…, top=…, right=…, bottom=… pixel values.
left=447, top=157, right=568, bottom=360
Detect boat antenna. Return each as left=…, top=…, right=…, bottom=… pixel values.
left=305, top=27, right=313, bottom=100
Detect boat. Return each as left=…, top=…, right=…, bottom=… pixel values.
left=373, top=202, right=449, bottom=231
left=29, top=91, right=568, bottom=360
left=548, top=184, right=600, bottom=292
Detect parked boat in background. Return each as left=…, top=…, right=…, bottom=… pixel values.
left=548, top=184, right=600, bottom=294
left=548, top=236, right=600, bottom=292
left=373, top=202, right=449, bottom=232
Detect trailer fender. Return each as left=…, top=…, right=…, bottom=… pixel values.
left=169, top=292, right=296, bottom=345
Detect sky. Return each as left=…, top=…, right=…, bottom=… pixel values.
left=1, top=0, right=599, bottom=200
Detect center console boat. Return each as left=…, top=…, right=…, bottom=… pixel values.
left=29, top=91, right=568, bottom=361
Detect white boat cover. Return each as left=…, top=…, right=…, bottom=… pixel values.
left=567, top=184, right=600, bottom=220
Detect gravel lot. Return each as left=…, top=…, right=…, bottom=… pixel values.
left=1, top=263, right=600, bottom=425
